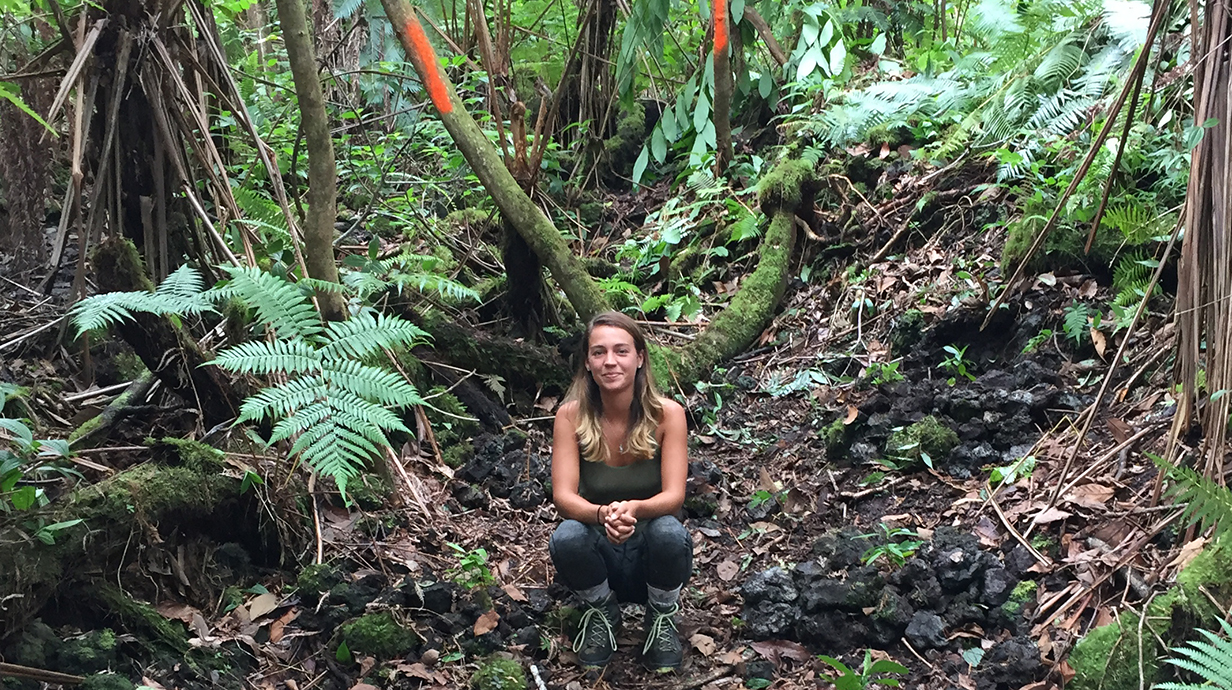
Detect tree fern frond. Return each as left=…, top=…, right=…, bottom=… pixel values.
left=269, top=401, right=333, bottom=444
left=326, top=387, right=411, bottom=434
left=232, top=187, right=286, bottom=230
left=1156, top=619, right=1232, bottom=689
left=237, top=376, right=326, bottom=424
left=1153, top=454, right=1232, bottom=541
left=321, top=359, right=424, bottom=407
left=321, top=312, right=428, bottom=361
left=156, top=265, right=209, bottom=302
left=213, top=339, right=322, bottom=376
left=298, top=277, right=352, bottom=296
left=211, top=266, right=324, bottom=340
left=389, top=272, right=481, bottom=304
left=70, top=290, right=211, bottom=336
left=1033, top=40, right=1086, bottom=89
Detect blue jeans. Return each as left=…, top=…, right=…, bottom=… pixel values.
left=549, top=516, right=693, bottom=604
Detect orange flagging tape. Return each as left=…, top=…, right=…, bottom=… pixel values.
left=404, top=13, right=453, bottom=114
left=713, top=0, right=728, bottom=55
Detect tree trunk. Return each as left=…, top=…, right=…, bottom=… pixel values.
left=380, top=0, right=611, bottom=323
left=712, top=0, right=734, bottom=173
left=743, top=7, right=788, bottom=67
left=275, top=0, right=346, bottom=321
left=379, top=1, right=817, bottom=387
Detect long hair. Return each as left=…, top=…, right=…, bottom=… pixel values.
left=566, top=311, right=666, bottom=463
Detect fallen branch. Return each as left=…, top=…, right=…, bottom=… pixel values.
left=0, top=662, right=85, bottom=686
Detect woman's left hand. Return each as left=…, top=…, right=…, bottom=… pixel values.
left=603, top=501, right=637, bottom=544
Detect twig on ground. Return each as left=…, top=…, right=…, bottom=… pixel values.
left=902, top=636, right=938, bottom=672
left=675, top=666, right=734, bottom=690
left=308, top=473, right=323, bottom=565
left=989, top=493, right=1051, bottom=566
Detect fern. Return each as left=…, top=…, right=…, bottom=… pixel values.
left=71, top=265, right=216, bottom=335
left=1154, top=618, right=1232, bottom=690
left=1112, top=249, right=1157, bottom=307
left=1063, top=302, right=1092, bottom=343
left=75, top=265, right=431, bottom=493
left=1152, top=454, right=1232, bottom=542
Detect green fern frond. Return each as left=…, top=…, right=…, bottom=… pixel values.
left=232, top=187, right=286, bottom=231
left=389, top=272, right=481, bottom=304
left=237, top=376, right=327, bottom=424
left=298, top=277, right=352, bottom=296
left=1033, top=40, right=1086, bottom=89
left=212, top=339, right=322, bottom=376
left=320, top=359, right=424, bottom=407
left=1101, top=0, right=1151, bottom=53
left=321, top=312, right=428, bottom=361
left=1154, top=618, right=1232, bottom=690
left=157, top=265, right=209, bottom=301
left=1152, top=454, right=1232, bottom=541
left=70, top=285, right=214, bottom=336
left=212, top=266, right=323, bottom=340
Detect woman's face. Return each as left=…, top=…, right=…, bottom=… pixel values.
left=586, top=325, right=644, bottom=394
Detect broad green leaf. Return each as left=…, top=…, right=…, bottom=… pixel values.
left=818, top=19, right=834, bottom=48
left=870, top=33, right=887, bottom=55
left=801, top=19, right=820, bottom=46
left=731, top=0, right=744, bottom=23
left=651, top=126, right=667, bottom=163
left=759, top=71, right=773, bottom=99
left=829, top=38, right=847, bottom=76
left=797, top=51, right=819, bottom=80
left=632, top=146, right=650, bottom=186
left=9, top=485, right=37, bottom=510
left=693, top=94, right=711, bottom=132
left=662, top=105, right=678, bottom=140
left=698, top=120, right=717, bottom=148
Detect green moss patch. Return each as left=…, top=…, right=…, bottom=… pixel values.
left=338, top=612, right=419, bottom=660
left=756, top=159, right=817, bottom=214
left=471, top=657, right=527, bottom=690
left=885, top=416, right=958, bottom=468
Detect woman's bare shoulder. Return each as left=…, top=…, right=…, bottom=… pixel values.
left=659, top=397, right=686, bottom=423
left=556, top=399, right=580, bottom=421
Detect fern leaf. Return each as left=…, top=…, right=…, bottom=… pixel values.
left=269, top=401, right=333, bottom=444
left=211, top=266, right=323, bottom=340
left=156, top=265, right=209, bottom=302
left=1158, top=619, right=1232, bottom=690
left=326, top=387, right=411, bottom=434
left=321, top=312, right=428, bottom=361
left=1153, top=454, right=1232, bottom=542
left=237, top=376, right=326, bottom=424
left=213, top=339, right=322, bottom=376
left=320, top=359, right=424, bottom=408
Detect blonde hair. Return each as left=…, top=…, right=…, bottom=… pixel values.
left=567, top=311, right=666, bottom=463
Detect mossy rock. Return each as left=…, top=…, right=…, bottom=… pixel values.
left=1000, top=580, right=1037, bottom=618
left=297, top=564, right=344, bottom=604
left=442, top=440, right=473, bottom=469
left=471, top=656, right=527, bottom=690
left=346, top=475, right=393, bottom=511
left=425, top=387, right=481, bottom=449
left=885, top=416, right=958, bottom=468
left=338, top=612, right=419, bottom=660
left=1000, top=216, right=1127, bottom=274
left=444, top=207, right=497, bottom=233
left=822, top=417, right=853, bottom=459
left=1069, top=538, right=1232, bottom=690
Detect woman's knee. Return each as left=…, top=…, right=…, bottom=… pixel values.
left=642, top=515, right=691, bottom=553
left=549, top=519, right=593, bottom=560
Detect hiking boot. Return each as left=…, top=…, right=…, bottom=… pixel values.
left=573, top=594, right=621, bottom=667
left=642, top=601, right=683, bottom=671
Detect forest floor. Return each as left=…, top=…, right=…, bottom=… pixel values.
left=0, top=157, right=1191, bottom=690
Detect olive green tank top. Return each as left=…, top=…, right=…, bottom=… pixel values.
left=576, top=448, right=663, bottom=506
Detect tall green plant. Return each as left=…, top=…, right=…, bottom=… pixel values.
left=71, top=266, right=430, bottom=491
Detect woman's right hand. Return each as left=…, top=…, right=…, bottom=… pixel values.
left=601, top=501, right=637, bottom=544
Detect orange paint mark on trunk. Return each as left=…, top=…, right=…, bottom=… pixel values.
left=713, top=0, right=728, bottom=55
left=404, top=13, right=453, bottom=114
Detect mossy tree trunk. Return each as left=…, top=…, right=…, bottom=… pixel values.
left=378, top=0, right=816, bottom=386
left=276, top=0, right=346, bottom=321
left=380, top=0, right=611, bottom=323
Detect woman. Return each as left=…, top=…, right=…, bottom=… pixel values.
left=549, top=311, right=692, bottom=671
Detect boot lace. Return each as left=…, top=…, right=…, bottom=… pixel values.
left=574, top=604, right=616, bottom=654
left=643, top=603, right=680, bottom=654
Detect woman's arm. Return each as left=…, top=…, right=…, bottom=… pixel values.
left=622, top=400, right=688, bottom=521
left=550, top=402, right=607, bottom=524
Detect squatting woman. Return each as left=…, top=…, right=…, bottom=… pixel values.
left=549, top=311, right=692, bottom=671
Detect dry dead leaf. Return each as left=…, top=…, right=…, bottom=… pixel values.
left=140, top=678, right=168, bottom=690
left=757, top=467, right=778, bottom=493
left=394, top=663, right=437, bottom=681
left=716, top=560, right=739, bottom=581
left=750, top=639, right=812, bottom=665
left=844, top=405, right=859, bottom=425
left=248, top=592, right=278, bottom=619
left=502, top=583, right=528, bottom=602
left=155, top=603, right=200, bottom=624
left=690, top=633, right=717, bottom=656
left=473, top=610, right=500, bottom=636
left=1168, top=537, right=1207, bottom=569
left=1090, top=328, right=1107, bottom=359
left=269, top=608, right=299, bottom=644
left=1106, top=418, right=1133, bottom=444
left=534, top=395, right=557, bottom=412
left=1064, top=484, right=1115, bottom=510
left=1032, top=507, right=1073, bottom=524
left=350, top=684, right=380, bottom=690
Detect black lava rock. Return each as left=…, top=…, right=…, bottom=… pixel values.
left=810, top=529, right=866, bottom=570
left=746, top=601, right=797, bottom=639
left=508, top=481, right=546, bottom=510
left=905, top=611, right=948, bottom=650
left=452, top=483, right=489, bottom=510
left=974, top=637, right=1044, bottom=690
left=981, top=567, right=1015, bottom=606
left=741, top=567, right=798, bottom=605
left=930, top=528, right=987, bottom=592
left=422, top=582, right=455, bottom=614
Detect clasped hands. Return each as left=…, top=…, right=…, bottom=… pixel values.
left=598, top=501, right=638, bottom=544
